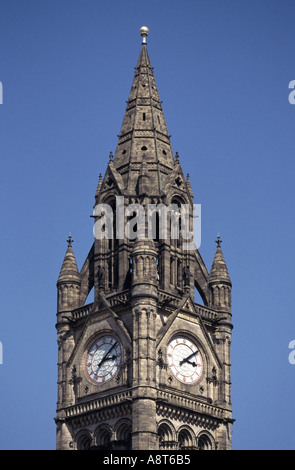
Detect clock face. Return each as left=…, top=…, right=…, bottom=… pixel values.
left=167, top=336, right=204, bottom=384
left=85, top=335, right=122, bottom=384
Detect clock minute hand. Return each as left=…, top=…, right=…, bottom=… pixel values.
left=97, top=342, right=117, bottom=368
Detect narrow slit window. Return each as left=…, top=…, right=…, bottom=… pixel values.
left=143, top=112, right=146, bottom=121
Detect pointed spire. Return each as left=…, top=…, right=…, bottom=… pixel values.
left=186, top=173, right=194, bottom=201
left=209, top=235, right=231, bottom=285
left=95, top=173, right=103, bottom=197
left=113, top=26, right=175, bottom=192
left=57, top=236, right=81, bottom=284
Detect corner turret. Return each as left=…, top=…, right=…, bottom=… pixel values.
left=57, top=236, right=81, bottom=312
left=208, top=235, right=232, bottom=313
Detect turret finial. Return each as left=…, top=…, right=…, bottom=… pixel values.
left=140, top=26, right=149, bottom=44
left=67, top=234, right=73, bottom=247
left=216, top=234, right=222, bottom=247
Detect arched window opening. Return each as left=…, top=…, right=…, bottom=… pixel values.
left=158, top=423, right=176, bottom=450
left=177, top=258, right=182, bottom=287
left=101, top=196, right=119, bottom=291
left=198, top=433, right=213, bottom=450
left=95, top=427, right=112, bottom=450
left=115, top=421, right=132, bottom=450
left=123, top=255, right=132, bottom=289
left=170, top=256, right=174, bottom=285
left=154, top=211, right=160, bottom=241
left=76, top=431, right=92, bottom=450
left=105, top=198, right=118, bottom=251
left=178, top=429, right=194, bottom=450
left=108, top=258, right=113, bottom=289
left=171, top=197, right=184, bottom=248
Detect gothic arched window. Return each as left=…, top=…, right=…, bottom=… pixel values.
left=170, top=196, right=183, bottom=248
left=101, top=196, right=119, bottom=290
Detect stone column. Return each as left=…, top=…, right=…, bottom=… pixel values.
left=130, top=238, right=158, bottom=450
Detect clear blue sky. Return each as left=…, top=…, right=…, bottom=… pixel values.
left=0, top=0, right=295, bottom=450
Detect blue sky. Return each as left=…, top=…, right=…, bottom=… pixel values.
left=0, top=0, right=295, bottom=450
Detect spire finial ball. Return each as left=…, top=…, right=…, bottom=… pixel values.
left=140, top=26, right=149, bottom=38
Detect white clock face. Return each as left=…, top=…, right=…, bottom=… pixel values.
left=85, top=335, right=122, bottom=384
left=167, top=336, right=203, bottom=384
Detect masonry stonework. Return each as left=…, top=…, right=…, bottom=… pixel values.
left=55, top=27, right=234, bottom=451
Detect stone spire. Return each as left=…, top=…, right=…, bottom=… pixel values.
left=57, top=236, right=81, bottom=312
left=57, top=236, right=81, bottom=284
left=208, top=235, right=232, bottom=311
left=113, top=26, right=175, bottom=193
left=209, top=235, right=231, bottom=285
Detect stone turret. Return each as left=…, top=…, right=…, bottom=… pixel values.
left=208, top=235, right=233, bottom=429
left=56, top=236, right=81, bottom=448
left=57, top=235, right=81, bottom=312
left=208, top=235, right=232, bottom=313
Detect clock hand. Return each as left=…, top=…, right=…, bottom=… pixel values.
left=186, top=360, right=197, bottom=367
left=179, top=350, right=198, bottom=367
left=97, top=342, right=117, bottom=368
left=105, top=354, right=118, bottom=361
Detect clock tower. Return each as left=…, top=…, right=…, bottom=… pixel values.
left=55, top=27, right=233, bottom=451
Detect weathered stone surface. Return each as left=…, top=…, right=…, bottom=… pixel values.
left=55, top=29, right=233, bottom=451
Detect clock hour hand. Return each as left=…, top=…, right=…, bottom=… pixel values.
left=105, top=354, right=118, bottom=361
left=185, top=360, right=197, bottom=367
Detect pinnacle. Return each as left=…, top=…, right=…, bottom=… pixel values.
left=57, top=237, right=81, bottom=284
left=209, top=236, right=231, bottom=285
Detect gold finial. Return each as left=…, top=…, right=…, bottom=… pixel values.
left=140, top=26, right=149, bottom=44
